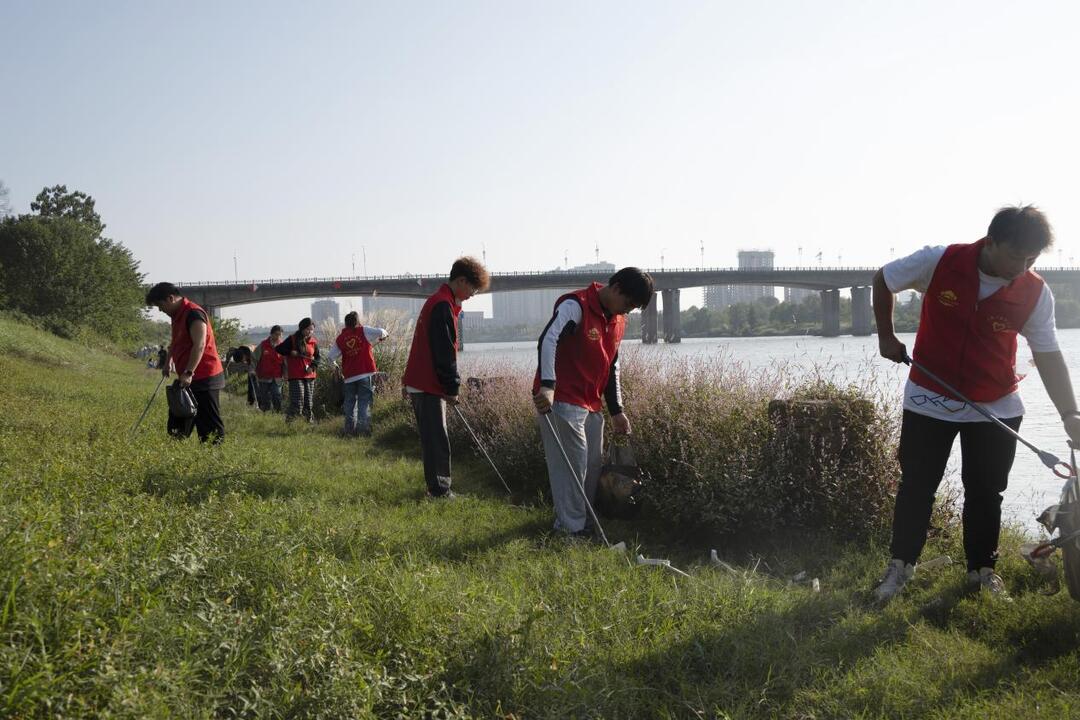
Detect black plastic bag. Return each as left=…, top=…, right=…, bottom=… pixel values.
left=166, top=381, right=198, bottom=419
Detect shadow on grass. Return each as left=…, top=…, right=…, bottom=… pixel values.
left=435, top=592, right=916, bottom=718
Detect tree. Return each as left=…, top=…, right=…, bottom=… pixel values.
left=0, top=186, right=144, bottom=341
left=746, top=303, right=761, bottom=329
left=0, top=180, right=11, bottom=218
left=727, top=303, right=747, bottom=333
left=31, top=185, right=104, bottom=235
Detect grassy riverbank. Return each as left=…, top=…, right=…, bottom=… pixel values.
left=2, top=316, right=1080, bottom=718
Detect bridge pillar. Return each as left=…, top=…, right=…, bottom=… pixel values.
left=641, top=292, right=658, bottom=344
left=821, top=289, right=840, bottom=337
left=204, top=305, right=221, bottom=321
left=850, top=286, right=872, bottom=336
left=662, top=289, right=681, bottom=343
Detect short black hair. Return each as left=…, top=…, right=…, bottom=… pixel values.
left=145, top=281, right=181, bottom=305
left=270, top=325, right=282, bottom=334
left=344, top=311, right=359, bottom=328
left=608, top=267, right=655, bottom=309
left=987, top=205, right=1053, bottom=253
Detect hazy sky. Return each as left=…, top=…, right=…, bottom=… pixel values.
left=3, top=1, right=1079, bottom=325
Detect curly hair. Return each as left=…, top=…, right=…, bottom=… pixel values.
left=449, top=256, right=491, bottom=291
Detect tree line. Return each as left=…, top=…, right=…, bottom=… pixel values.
left=0, top=182, right=145, bottom=342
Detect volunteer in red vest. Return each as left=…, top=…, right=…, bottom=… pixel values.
left=330, top=311, right=389, bottom=437
left=532, top=267, right=655, bottom=538
left=872, top=205, right=1080, bottom=603
left=277, top=318, right=321, bottom=424
left=144, top=281, right=226, bottom=443
left=253, top=325, right=285, bottom=412
left=402, top=257, right=490, bottom=499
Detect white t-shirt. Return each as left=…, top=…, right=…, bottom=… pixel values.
left=326, top=326, right=388, bottom=383
left=883, top=245, right=1058, bottom=422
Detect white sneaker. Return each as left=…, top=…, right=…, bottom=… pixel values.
left=873, top=559, right=914, bottom=604
left=967, top=567, right=1010, bottom=600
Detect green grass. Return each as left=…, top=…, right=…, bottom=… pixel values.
left=2, top=314, right=1080, bottom=718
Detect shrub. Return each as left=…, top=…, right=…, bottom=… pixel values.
left=452, top=351, right=901, bottom=540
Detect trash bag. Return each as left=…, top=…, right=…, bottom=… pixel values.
left=166, top=381, right=199, bottom=419
left=1037, top=471, right=1080, bottom=601
left=597, top=441, right=644, bottom=518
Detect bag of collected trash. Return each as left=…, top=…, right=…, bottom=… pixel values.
left=166, top=381, right=198, bottom=419
left=597, top=441, right=644, bottom=518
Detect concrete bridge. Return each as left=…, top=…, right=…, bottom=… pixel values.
left=177, top=266, right=1080, bottom=343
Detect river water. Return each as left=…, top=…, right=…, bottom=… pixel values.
left=458, top=330, right=1080, bottom=534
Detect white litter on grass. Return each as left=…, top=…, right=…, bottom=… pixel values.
left=610, top=541, right=627, bottom=553
left=788, top=570, right=822, bottom=592
left=636, top=554, right=691, bottom=578
left=918, top=555, right=953, bottom=571
left=709, top=549, right=740, bottom=574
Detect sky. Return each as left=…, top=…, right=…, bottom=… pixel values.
left=3, top=1, right=1080, bottom=326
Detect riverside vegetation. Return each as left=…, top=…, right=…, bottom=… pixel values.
left=4, top=314, right=1080, bottom=718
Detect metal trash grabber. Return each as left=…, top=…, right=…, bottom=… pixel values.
left=452, top=404, right=512, bottom=494
left=1032, top=441, right=1080, bottom=560
left=904, top=354, right=1075, bottom=479
left=130, top=374, right=167, bottom=435
left=542, top=412, right=611, bottom=547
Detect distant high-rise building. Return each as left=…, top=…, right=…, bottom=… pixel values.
left=459, top=310, right=486, bottom=332
left=704, top=250, right=776, bottom=309
left=311, top=298, right=340, bottom=326
left=491, top=262, right=616, bottom=326
left=784, top=287, right=817, bottom=305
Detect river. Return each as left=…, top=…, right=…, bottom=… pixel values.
left=458, top=329, right=1080, bottom=534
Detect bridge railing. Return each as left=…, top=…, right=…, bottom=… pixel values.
left=176, top=266, right=896, bottom=287
left=176, top=264, right=1080, bottom=288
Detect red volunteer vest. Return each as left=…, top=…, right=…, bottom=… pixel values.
left=402, top=283, right=460, bottom=396
left=911, top=238, right=1045, bottom=402
left=336, top=326, right=377, bottom=378
left=284, top=335, right=319, bottom=380
left=256, top=338, right=284, bottom=379
left=170, top=298, right=223, bottom=381
left=532, top=283, right=625, bottom=412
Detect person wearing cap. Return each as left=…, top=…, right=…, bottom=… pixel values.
left=872, top=205, right=1080, bottom=603
left=277, top=318, right=321, bottom=424
left=329, top=311, right=389, bottom=437
left=144, top=281, right=226, bottom=443
left=402, top=256, right=490, bottom=499
left=532, top=267, right=654, bottom=537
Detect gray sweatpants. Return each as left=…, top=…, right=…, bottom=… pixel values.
left=538, top=401, right=604, bottom=533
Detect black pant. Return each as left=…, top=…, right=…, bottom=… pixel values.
left=167, top=387, right=225, bottom=443
left=411, top=393, right=452, bottom=495
left=890, top=410, right=1021, bottom=570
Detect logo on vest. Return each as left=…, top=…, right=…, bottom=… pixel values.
left=345, top=337, right=357, bottom=349
left=988, top=315, right=1011, bottom=333
left=587, top=328, right=601, bottom=341
left=937, top=290, right=959, bottom=308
